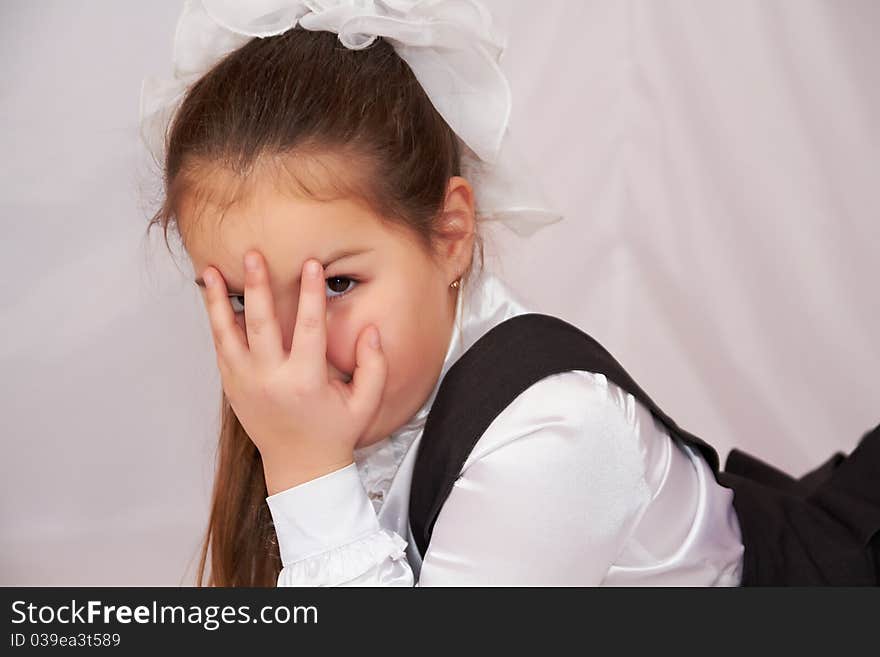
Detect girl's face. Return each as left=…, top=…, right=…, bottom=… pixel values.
left=180, top=165, right=475, bottom=449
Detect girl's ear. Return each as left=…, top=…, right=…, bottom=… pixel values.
left=434, top=176, right=476, bottom=279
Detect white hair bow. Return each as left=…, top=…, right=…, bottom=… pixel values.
left=139, top=0, right=564, bottom=237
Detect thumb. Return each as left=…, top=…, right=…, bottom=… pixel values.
left=348, top=325, right=386, bottom=419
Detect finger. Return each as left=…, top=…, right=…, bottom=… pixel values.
left=288, top=258, right=327, bottom=385
left=201, top=266, right=249, bottom=371
left=243, top=250, right=284, bottom=366
left=347, top=325, right=387, bottom=422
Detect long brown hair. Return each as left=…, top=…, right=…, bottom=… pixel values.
left=145, top=26, right=485, bottom=586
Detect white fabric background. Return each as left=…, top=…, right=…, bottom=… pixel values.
left=1, top=0, right=877, bottom=585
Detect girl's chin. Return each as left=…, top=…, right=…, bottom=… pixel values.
left=354, top=434, right=388, bottom=452
left=354, top=414, right=393, bottom=451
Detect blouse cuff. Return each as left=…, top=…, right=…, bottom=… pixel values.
left=276, top=529, right=409, bottom=587
left=266, top=462, right=380, bottom=566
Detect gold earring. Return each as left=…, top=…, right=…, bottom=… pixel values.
left=450, top=278, right=461, bottom=289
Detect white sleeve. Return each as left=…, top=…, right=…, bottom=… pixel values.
left=417, top=370, right=654, bottom=586
left=266, top=463, right=414, bottom=586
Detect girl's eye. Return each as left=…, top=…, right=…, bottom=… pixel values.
left=326, top=275, right=358, bottom=302
left=227, top=276, right=358, bottom=314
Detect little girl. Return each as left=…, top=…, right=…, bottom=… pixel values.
left=140, top=1, right=880, bottom=587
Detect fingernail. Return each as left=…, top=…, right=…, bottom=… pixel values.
left=369, top=327, right=381, bottom=349
left=203, top=271, right=216, bottom=288
left=245, top=253, right=260, bottom=271
left=307, top=260, right=322, bottom=276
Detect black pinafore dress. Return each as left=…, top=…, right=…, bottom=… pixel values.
left=409, top=313, right=880, bottom=585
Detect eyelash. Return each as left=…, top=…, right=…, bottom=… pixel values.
left=228, top=275, right=359, bottom=314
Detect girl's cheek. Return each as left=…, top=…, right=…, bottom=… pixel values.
left=316, top=302, right=347, bottom=359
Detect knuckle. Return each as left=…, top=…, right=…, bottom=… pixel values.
left=246, top=315, right=270, bottom=335
left=211, top=326, right=226, bottom=349
left=245, top=315, right=277, bottom=335
left=298, top=314, right=322, bottom=331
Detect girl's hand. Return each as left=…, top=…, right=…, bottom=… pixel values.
left=201, top=250, right=387, bottom=494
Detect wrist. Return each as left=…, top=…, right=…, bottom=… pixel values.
left=261, top=449, right=355, bottom=495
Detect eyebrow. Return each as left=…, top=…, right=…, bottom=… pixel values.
left=194, top=248, right=373, bottom=294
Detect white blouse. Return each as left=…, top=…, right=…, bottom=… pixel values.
left=265, top=267, right=745, bottom=586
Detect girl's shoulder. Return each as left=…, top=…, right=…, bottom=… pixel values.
left=460, top=368, right=662, bottom=482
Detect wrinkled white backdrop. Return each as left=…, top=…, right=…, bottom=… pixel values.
left=1, top=0, right=877, bottom=585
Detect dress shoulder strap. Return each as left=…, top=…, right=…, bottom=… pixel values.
left=409, top=312, right=722, bottom=558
